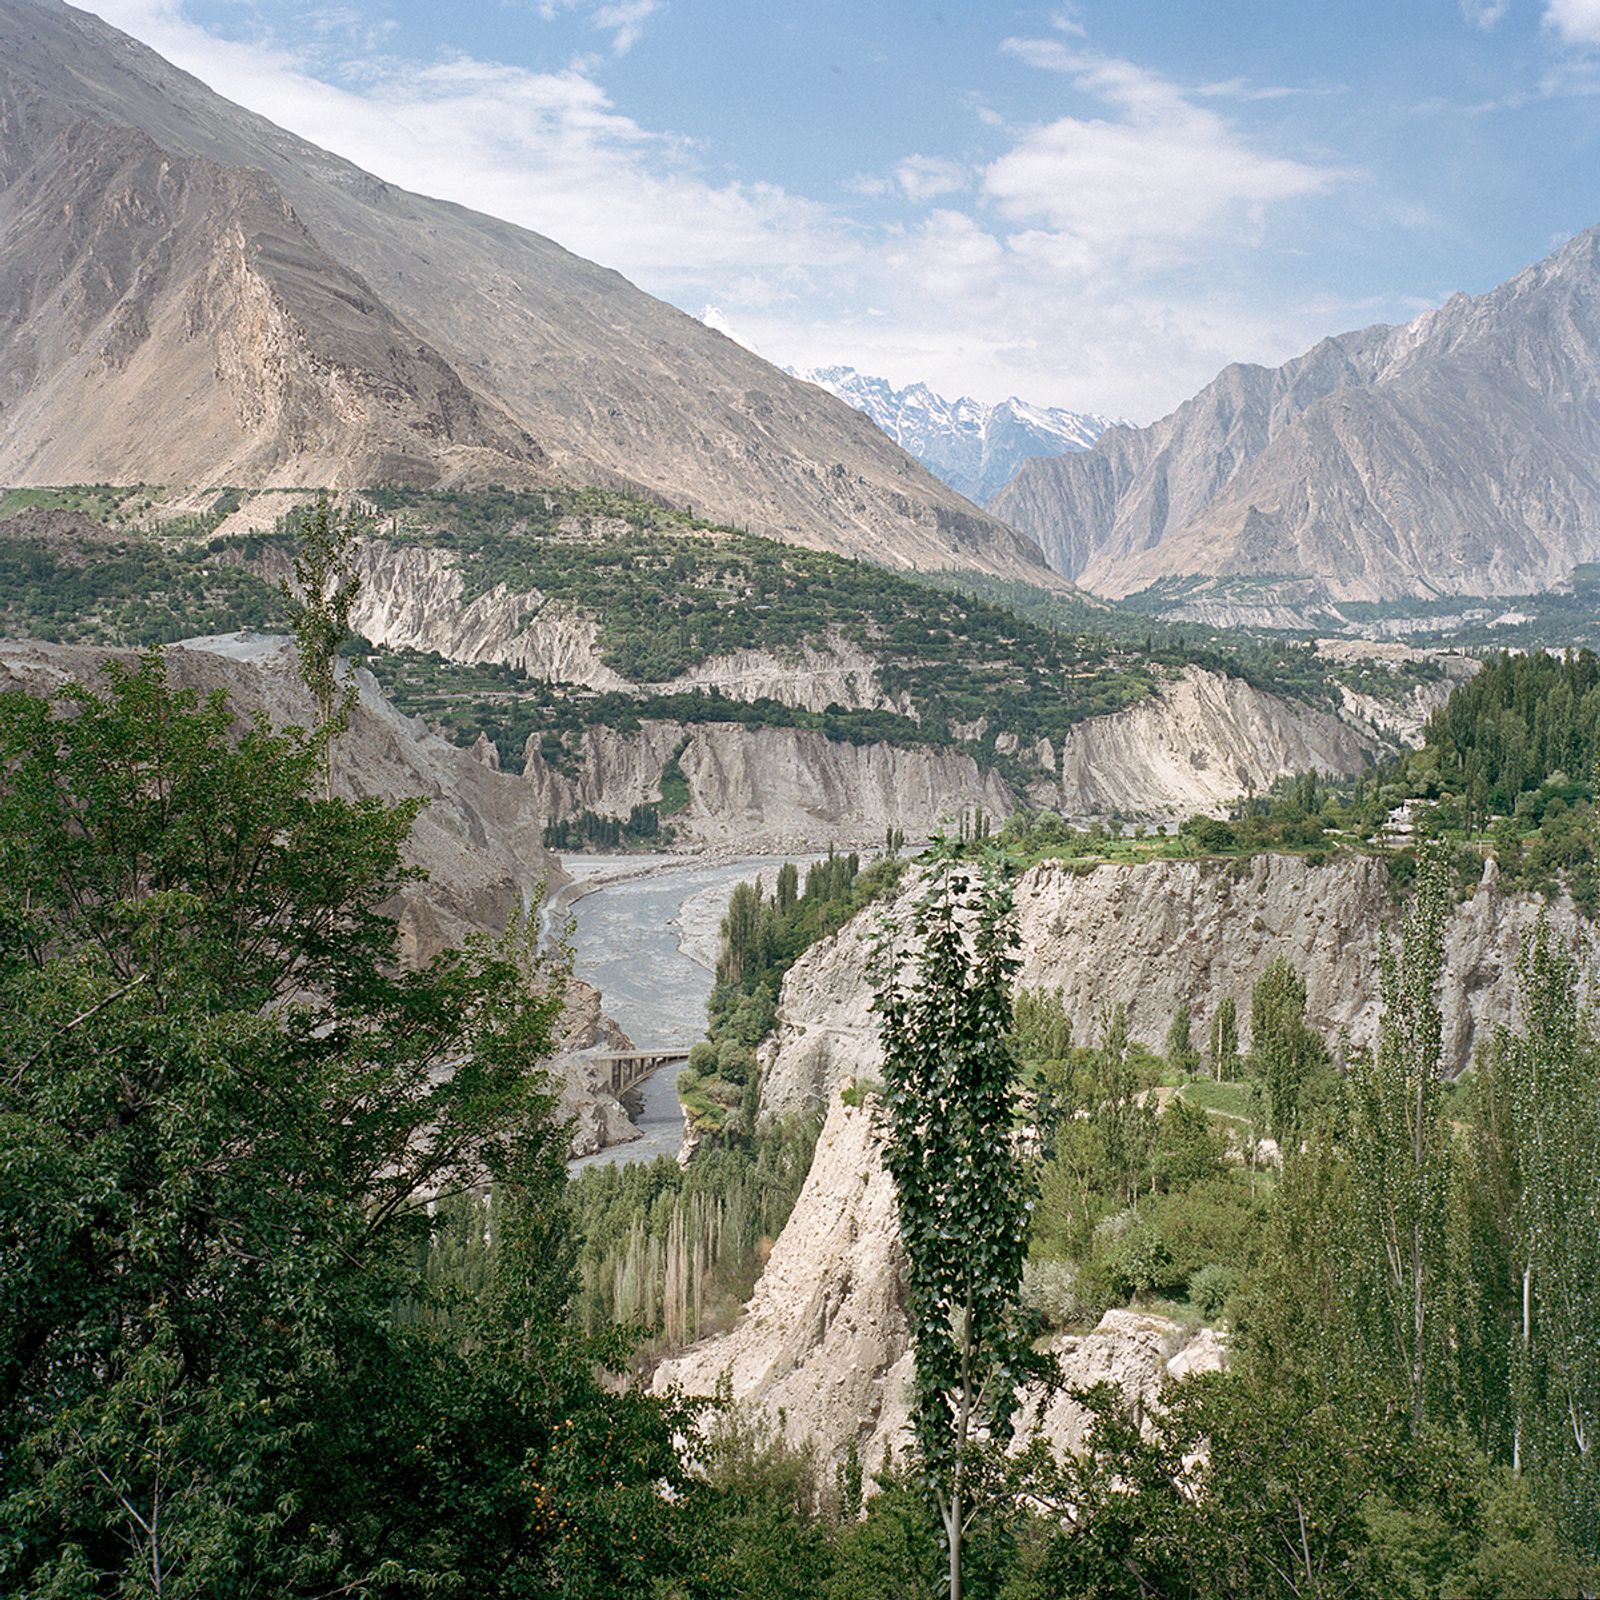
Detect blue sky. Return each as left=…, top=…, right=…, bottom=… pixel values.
left=85, top=0, right=1600, bottom=421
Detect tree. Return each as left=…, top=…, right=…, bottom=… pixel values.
left=1208, top=996, right=1240, bottom=1082
left=1247, top=958, right=1329, bottom=1145
left=1346, top=842, right=1455, bottom=1427
left=1478, top=921, right=1600, bottom=1550
left=0, top=653, right=694, bottom=1595
left=1091, top=1003, right=1154, bottom=1208
left=281, top=494, right=362, bottom=792
left=872, top=848, right=1034, bottom=1600
left=1165, top=1006, right=1202, bottom=1077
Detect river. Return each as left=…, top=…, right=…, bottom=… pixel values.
left=560, top=853, right=809, bottom=1173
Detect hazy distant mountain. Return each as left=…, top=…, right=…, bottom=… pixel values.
left=0, top=0, right=1049, bottom=579
left=789, top=365, right=1115, bottom=504
left=992, top=227, right=1600, bottom=602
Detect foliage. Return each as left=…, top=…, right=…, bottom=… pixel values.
left=1017, top=1374, right=1582, bottom=1600
left=280, top=496, right=361, bottom=737
left=1246, top=956, right=1334, bottom=1144
left=1346, top=842, right=1456, bottom=1426
left=684, top=851, right=904, bottom=1132
left=871, top=848, right=1034, bottom=1599
left=1472, top=920, right=1600, bottom=1551
left=0, top=653, right=699, bottom=1596
left=566, top=1120, right=819, bottom=1353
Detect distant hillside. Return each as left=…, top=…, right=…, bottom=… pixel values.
left=992, top=226, right=1600, bottom=605
left=0, top=485, right=1457, bottom=841
left=788, top=365, right=1115, bottom=504
left=0, top=0, right=1047, bottom=578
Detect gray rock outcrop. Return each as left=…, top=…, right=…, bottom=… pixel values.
left=1056, top=667, right=1376, bottom=817
left=522, top=720, right=1015, bottom=852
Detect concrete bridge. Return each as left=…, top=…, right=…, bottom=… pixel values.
left=594, top=1047, right=696, bottom=1097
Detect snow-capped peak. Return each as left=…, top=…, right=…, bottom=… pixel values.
left=786, top=364, right=1118, bottom=504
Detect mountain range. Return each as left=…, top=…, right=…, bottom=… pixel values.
left=786, top=365, right=1116, bottom=504
left=0, top=0, right=1047, bottom=579
left=992, top=225, right=1600, bottom=603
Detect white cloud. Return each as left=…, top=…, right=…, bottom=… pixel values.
left=1461, top=0, right=1510, bottom=27
left=1546, top=0, right=1600, bottom=44
left=78, top=2, right=1378, bottom=423
left=984, top=48, right=1344, bottom=272
left=536, top=0, right=662, bottom=55
left=83, top=0, right=849, bottom=277
left=893, top=155, right=967, bottom=201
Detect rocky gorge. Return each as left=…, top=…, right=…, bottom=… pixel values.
left=655, top=849, right=1585, bottom=1468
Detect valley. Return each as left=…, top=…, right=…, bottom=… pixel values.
left=3, top=0, right=1598, bottom=1593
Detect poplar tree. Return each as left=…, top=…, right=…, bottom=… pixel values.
left=1493, top=922, right=1600, bottom=1548
left=1346, top=842, right=1454, bottom=1426
left=872, top=848, right=1033, bottom=1600
left=1247, top=958, right=1328, bottom=1145
left=1164, top=1006, right=1201, bottom=1077
left=1208, top=996, right=1239, bottom=1082
left=281, top=495, right=362, bottom=794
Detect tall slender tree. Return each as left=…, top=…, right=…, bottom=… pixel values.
left=1346, top=842, right=1454, bottom=1426
left=872, top=847, right=1033, bottom=1600
left=1492, top=921, right=1600, bottom=1548
left=281, top=495, right=362, bottom=794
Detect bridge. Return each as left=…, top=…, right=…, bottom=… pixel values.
left=593, top=1047, right=697, bottom=1097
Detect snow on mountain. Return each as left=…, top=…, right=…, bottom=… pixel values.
left=786, top=365, right=1118, bottom=505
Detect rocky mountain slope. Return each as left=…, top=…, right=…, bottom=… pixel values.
left=788, top=365, right=1116, bottom=504
left=0, top=0, right=1046, bottom=577
left=992, top=226, right=1600, bottom=603
left=656, top=850, right=1582, bottom=1465
left=513, top=663, right=1435, bottom=845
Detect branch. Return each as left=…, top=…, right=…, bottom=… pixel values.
left=10, top=972, right=149, bottom=1086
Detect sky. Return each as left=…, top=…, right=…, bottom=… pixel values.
left=79, top=0, right=1600, bottom=423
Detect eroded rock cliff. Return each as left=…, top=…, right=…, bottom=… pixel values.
left=1057, top=668, right=1376, bottom=817
left=523, top=720, right=1015, bottom=852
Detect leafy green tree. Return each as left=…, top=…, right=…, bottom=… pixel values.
left=872, top=849, right=1034, bottom=1600
left=281, top=495, right=362, bottom=791
left=1247, top=958, right=1330, bottom=1144
left=1346, top=842, right=1456, bottom=1427
left=1208, top=996, right=1240, bottom=1082
left=1479, top=922, right=1600, bottom=1551
left=1013, top=986, right=1075, bottom=1153
left=0, top=653, right=693, bottom=1596
left=1164, top=1006, right=1202, bottom=1077
left=1090, top=1003, right=1154, bottom=1208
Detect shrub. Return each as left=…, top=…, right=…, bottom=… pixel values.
left=1021, top=1258, right=1101, bottom=1330
left=1189, top=1262, right=1241, bottom=1321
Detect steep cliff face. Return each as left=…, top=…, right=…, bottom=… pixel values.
left=657, top=850, right=1582, bottom=1466
left=522, top=721, right=1014, bottom=852
left=347, top=542, right=631, bottom=692
left=1012, top=853, right=1578, bottom=1070
left=347, top=539, right=896, bottom=711
left=762, top=852, right=1575, bottom=1097
left=1057, top=668, right=1377, bottom=817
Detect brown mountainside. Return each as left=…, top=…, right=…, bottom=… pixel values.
left=992, top=227, right=1600, bottom=601
left=0, top=0, right=1047, bottom=577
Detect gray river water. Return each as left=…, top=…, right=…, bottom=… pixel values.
left=560, top=854, right=804, bottom=1172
